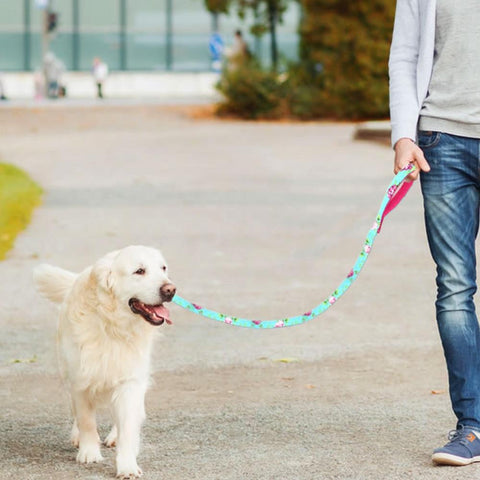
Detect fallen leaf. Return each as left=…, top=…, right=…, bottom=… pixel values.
left=9, top=355, right=37, bottom=364
left=274, top=357, right=299, bottom=363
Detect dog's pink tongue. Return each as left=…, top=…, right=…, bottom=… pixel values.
left=153, top=305, right=172, bottom=324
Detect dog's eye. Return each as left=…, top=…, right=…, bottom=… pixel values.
left=134, top=268, right=146, bottom=275
left=162, top=265, right=167, bottom=272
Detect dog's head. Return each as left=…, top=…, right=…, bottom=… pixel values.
left=93, top=245, right=176, bottom=326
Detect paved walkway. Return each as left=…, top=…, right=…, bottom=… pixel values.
left=0, top=105, right=468, bottom=479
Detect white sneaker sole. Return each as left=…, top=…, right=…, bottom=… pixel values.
left=432, top=452, right=480, bottom=466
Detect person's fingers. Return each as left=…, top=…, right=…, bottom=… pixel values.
left=414, top=151, right=431, bottom=172
left=393, top=140, right=431, bottom=180
left=405, top=169, right=420, bottom=181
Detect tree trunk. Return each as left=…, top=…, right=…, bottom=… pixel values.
left=267, top=1, right=278, bottom=70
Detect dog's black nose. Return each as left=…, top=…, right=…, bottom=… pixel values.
left=160, top=283, right=176, bottom=302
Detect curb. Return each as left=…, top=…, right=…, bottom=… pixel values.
left=354, top=120, right=391, bottom=145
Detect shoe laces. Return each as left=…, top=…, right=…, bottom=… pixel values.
left=447, top=427, right=476, bottom=446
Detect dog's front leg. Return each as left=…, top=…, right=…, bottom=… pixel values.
left=72, top=389, right=103, bottom=463
left=112, top=382, right=146, bottom=479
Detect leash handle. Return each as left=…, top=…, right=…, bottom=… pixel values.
left=172, top=163, right=416, bottom=329
left=377, top=177, right=414, bottom=233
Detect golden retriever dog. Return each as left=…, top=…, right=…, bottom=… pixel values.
left=33, top=246, right=176, bottom=479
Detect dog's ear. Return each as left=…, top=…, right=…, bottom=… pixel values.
left=92, top=250, right=119, bottom=292
left=94, top=263, right=114, bottom=292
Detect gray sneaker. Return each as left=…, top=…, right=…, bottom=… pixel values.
left=432, top=427, right=480, bottom=466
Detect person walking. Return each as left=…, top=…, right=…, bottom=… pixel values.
left=225, top=30, right=251, bottom=70
left=209, top=31, right=224, bottom=72
left=0, top=72, right=7, bottom=100
left=92, top=57, right=108, bottom=99
left=389, top=0, right=480, bottom=466
left=44, top=52, right=65, bottom=99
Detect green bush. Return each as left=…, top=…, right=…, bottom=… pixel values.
left=216, top=61, right=287, bottom=119
left=281, top=61, right=325, bottom=119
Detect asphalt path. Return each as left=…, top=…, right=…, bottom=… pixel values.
left=0, top=105, right=471, bottom=479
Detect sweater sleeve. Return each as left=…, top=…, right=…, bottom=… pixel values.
left=389, top=0, right=422, bottom=148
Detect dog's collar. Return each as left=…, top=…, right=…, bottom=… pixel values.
left=173, top=164, right=415, bottom=329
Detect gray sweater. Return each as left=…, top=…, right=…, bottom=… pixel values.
left=419, top=0, right=480, bottom=138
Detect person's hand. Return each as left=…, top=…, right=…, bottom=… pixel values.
left=394, top=138, right=430, bottom=181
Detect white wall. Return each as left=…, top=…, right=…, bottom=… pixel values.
left=0, top=71, right=220, bottom=100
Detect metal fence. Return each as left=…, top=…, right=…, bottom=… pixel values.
left=0, top=0, right=300, bottom=72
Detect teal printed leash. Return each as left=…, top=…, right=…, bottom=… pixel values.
left=172, top=164, right=416, bottom=329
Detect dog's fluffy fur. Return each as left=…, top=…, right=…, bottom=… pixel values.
left=33, top=245, right=176, bottom=479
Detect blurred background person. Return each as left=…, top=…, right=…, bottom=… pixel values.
left=44, top=52, right=65, bottom=99
left=225, top=29, right=251, bottom=69
left=34, top=70, right=44, bottom=101
left=92, top=57, right=108, bottom=99
left=208, top=30, right=224, bottom=72
left=0, top=72, right=7, bottom=100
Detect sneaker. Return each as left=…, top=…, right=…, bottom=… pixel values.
left=432, top=427, right=480, bottom=466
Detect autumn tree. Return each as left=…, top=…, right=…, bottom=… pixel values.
left=204, top=0, right=230, bottom=13
left=299, top=0, right=396, bottom=118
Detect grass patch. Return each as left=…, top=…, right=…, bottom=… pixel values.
left=0, top=163, right=42, bottom=260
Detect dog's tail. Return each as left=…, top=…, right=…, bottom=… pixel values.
left=33, top=264, right=77, bottom=304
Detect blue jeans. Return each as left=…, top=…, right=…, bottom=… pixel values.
left=419, top=131, right=480, bottom=429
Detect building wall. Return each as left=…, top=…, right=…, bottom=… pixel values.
left=0, top=0, right=300, bottom=72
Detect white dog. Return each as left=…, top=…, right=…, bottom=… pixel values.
left=33, top=246, right=176, bottom=479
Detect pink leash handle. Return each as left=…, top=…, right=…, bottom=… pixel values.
left=377, top=179, right=414, bottom=233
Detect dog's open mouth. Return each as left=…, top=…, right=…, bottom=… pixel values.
left=129, top=298, right=172, bottom=326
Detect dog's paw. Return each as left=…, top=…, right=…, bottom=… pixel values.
left=116, top=472, right=143, bottom=480
left=116, top=460, right=143, bottom=479
left=76, top=444, right=103, bottom=464
left=116, top=467, right=143, bottom=479
left=71, top=435, right=80, bottom=448
left=104, top=426, right=117, bottom=447
left=70, top=423, right=80, bottom=448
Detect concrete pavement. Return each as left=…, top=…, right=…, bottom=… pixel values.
left=0, top=105, right=470, bottom=479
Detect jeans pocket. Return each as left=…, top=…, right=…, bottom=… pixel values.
left=417, top=131, right=442, bottom=149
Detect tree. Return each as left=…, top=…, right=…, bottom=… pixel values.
left=204, top=0, right=231, bottom=13
left=299, top=0, right=396, bottom=118
left=237, top=0, right=289, bottom=70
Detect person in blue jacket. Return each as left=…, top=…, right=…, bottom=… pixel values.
left=209, top=31, right=224, bottom=72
